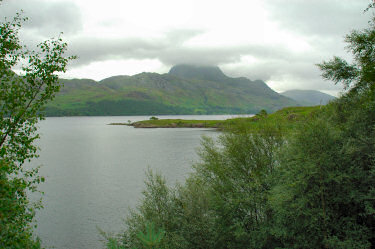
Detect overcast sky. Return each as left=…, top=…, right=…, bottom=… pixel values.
left=1, top=0, right=372, bottom=96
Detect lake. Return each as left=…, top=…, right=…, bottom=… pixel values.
left=28, top=115, right=251, bottom=249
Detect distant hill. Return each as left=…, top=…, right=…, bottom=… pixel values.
left=281, top=90, right=336, bottom=106
left=44, top=65, right=298, bottom=116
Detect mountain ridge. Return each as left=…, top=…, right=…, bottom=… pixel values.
left=45, top=65, right=299, bottom=116
left=281, top=89, right=336, bottom=106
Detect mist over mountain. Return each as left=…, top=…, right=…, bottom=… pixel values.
left=168, top=64, right=228, bottom=82
left=281, top=90, right=336, bottom=106
left=45, top=65, right=298, bottom=116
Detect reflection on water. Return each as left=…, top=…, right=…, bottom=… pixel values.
left=28, top=115, right=235, bottom=249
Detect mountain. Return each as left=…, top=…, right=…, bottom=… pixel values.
left=280, top=90, right=336, bottom=106
left=168, top=64, right=228, bottom=82
left=44, top=65, right=298, bottom=116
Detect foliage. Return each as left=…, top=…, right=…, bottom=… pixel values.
left=192, top=125, right=284, bottom=249
left=136, top=222, right=165, bottom=249
left=0, top=6, right=74, bottom=248
left=256, top=109, right=268, bottom=117
left=104, top=222, right=164, bottom=249
left=269, top=11, right=375, bottom=249
left=120, top=170, right=198, bottom=249
left=270, top=117, right=373, bottom=248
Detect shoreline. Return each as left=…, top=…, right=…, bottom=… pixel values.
left=108, top=106, right=322, bottom=132
left=109, top=119, right=226, bottom=128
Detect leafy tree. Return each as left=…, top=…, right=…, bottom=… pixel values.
left=113, top=123, right=283, bottom=249
left=270, top=117, right=370, bottom=248
left=192, top=125, right=283, bottom=249
left=318, top=10, right=375, bottom=248
left=0, top=4, right=75, bottom=248
left=105, top=222, right=164, bottom=249
left=118, top=170, right=191, bottom=249
left=270, top=10, right=375, bottom=249
left=136, top=222, right=165, bottom=249
left=256, top=109, right=268, bottom=118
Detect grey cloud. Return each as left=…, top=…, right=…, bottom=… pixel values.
left=68, top=28, right=309, bottom=67
left=264, top=0, right=370, bottom=37
left=68, top=29, right=207, bottom=65
left=68, top=37, right=242, bottom=66
left=0, top=0, right=83, bottom=37
left=159, top=47, right=244, bottom=66
left=223, top=59, right=343, bottom=93
left=69, top=37, right=167, bottom=65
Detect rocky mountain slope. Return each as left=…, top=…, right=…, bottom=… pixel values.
left=45, top=65, right=298, bottom=116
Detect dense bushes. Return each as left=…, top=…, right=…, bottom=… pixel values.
left=108, top=125, right=284, bottom=249
left=270, top=112, right=374, bottom=248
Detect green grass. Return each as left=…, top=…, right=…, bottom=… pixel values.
left=225, top=105, right=322, bottom=133
left=111, top=106, right=322, bottom=131
left=112, top=119, right=226, bottom=128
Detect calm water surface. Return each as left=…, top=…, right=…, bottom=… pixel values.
left=29, top=115, right=250, bottom=249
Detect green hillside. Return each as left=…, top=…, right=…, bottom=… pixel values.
left=44, top=65, right=298, bottom=116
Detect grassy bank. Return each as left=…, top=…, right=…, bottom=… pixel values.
left=109, top=105, right=321, bottom=131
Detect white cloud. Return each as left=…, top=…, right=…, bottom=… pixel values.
left=0, top=0, right=83, bottom=38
